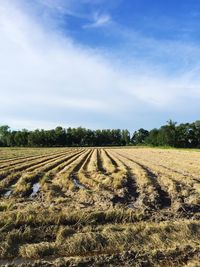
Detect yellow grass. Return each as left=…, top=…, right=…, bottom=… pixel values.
left=0, top=147, right=199, bottom=266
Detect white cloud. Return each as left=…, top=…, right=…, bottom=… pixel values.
left=0, top=1, right=123, bottom=129
left=37, top=0, right=88, bottom=19
left=83, top=13, right=111, bottom=28
left=37, top=0, right=112, bottom=29
left=0, top=0, right=200, bottom=130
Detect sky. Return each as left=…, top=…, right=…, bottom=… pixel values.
left=1, top=0, right=200, bottom=131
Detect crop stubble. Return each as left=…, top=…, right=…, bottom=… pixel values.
left=0, top=147, right=199, bottom=266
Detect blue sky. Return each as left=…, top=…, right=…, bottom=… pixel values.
left=0, top=0, right=200, bottom=131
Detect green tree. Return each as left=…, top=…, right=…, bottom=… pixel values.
left=131, top=128, right=149, bottom=145
left=146, top=128, right=159, bottom=146
left=157, top=120, right=177, bottom=147
left=14, top=130, right=29, bottom=146
left=121, top=129, right=130, bottom=145
left=0, top=125, right=10, bottom=146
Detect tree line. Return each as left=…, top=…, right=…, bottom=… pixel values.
left=0, top=126, right=130, bottom=147
left=132, top=120, right=200, bottom=148
left=0, top=119, right=200, bottom=148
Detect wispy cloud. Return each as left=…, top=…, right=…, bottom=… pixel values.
left=1, top=0, right=200, bottom=131
left=39, top=0, right=112, bottom=29
left=83, top=12, right=111, bottom=28
left=38, top=0, right=87, bottom=19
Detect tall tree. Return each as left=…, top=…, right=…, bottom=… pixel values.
left=0, top=125, right=10, bottom=146
left=131, top=128, right=149, bottom=145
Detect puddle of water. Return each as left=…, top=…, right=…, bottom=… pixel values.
left=4, top=190, right=12, bottom=198
left=72, top=178, right=86, bottom=189
left=30, top=183, right=40, bottom=197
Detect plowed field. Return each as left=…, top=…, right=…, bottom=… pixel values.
left=0, top=147, right=200, bottom=266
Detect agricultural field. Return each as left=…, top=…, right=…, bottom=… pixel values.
left=0, top=147, right=200, bottom=266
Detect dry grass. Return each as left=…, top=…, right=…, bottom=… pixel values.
left=0, top=147, right=200, bottom=266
